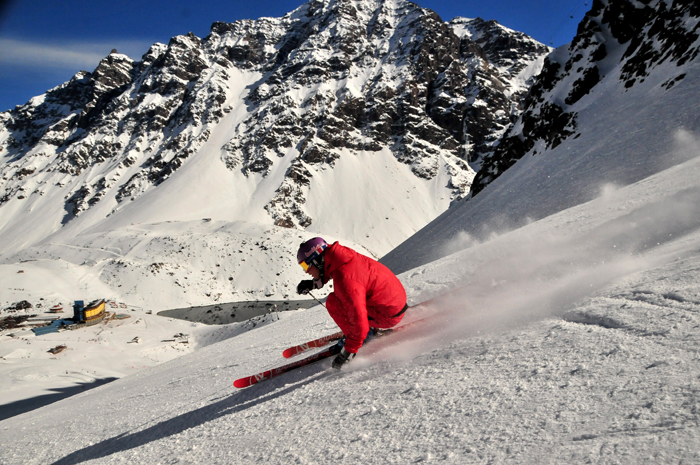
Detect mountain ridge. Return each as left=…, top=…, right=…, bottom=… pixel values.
left=471, top=0, right=700, bottom=196
left=0, top=0, right=549, bottom=307
left=381, top=0, right=700, bottom=275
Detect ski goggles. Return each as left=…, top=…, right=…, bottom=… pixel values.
left=299, top=254, right=321, bottom=272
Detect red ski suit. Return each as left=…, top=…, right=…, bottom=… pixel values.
left=321, top=242, right=407, bottom=353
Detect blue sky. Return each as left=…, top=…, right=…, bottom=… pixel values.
left=0, top=0, right=590, bottom=112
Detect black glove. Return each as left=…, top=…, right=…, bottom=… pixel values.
left=332, top=347, right=355, bottom=369
left=296, top=280, right=314, bottom=295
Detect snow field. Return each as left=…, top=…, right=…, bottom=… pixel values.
left=2, top=2, right=700, bottom=462
left=2, top=150, right=700, bottom=463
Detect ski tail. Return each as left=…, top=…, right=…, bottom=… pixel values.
left=281, top=314, right=429, bottom=358
left=375, top=315, right=429, bottom=336
left=234, top=347, right=335, bottom=388
left=282, top=330, right=344, bottom=358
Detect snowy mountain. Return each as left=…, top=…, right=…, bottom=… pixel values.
left=471, top=0, right=699, bottom=196
left=0, top=0, right=548, bottom=309
left=3, top=72, right=700, bottom=465
left=383, top=0, right=700, bottom=274
left=2, top=0, right=700, bottom=462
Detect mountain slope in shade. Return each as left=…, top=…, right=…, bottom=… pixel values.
left=382, top=0, right=700, bottom=275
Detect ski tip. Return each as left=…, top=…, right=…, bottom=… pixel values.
left=282, top=348, right=297, bottom=358
left=233, top=378, right=254, bottom=389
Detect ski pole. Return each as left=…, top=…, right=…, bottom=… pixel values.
left=308, top=291, right=326, bottom=309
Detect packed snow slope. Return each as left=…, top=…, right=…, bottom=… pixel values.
left=2, top=126, right=700, bottom=464
left=382, top=0, right=700, bottom=274
left=0, top=303, right=210, bottom=422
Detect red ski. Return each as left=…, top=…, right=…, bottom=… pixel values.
left=234, top=315, right=431, bottom=389
left=233, top=347, right=335, bottom=389
left=282, top=330, right=344, bottom=358
left=281, top=314, right=430, bottom=359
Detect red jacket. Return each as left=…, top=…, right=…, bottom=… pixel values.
left=322, top=242, right=407, bottom=353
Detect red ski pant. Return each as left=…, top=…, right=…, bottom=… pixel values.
left=326, top=293, right=406, bottom=352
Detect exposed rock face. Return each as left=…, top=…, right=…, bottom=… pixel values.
left=451, top=18, right=551, bottom=167
left=0, top=0, right=548, bottom=233
left=470, top=0, right=700, bottom=197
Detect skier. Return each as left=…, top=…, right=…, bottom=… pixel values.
left=296, top=237, right=408, bottom=369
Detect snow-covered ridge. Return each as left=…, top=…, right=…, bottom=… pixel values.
left=471, top=0, right=700, bottom=196
left=383, top=0, right=700, bottom=274
left=0, top=0, right=549, bottom=308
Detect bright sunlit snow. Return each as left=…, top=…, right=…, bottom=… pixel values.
left=3, top=92, right=700, bottom=464
left=2, top=134, right=700, bottom=463
left=2, top=1, right=700, bottom=463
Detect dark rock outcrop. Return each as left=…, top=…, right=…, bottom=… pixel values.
left=470, top=0, right=700, bottom=197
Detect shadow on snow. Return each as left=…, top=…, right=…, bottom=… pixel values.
left=51, top=360, right=336, bottom=464
left=0, top=377, right=118, bottom=422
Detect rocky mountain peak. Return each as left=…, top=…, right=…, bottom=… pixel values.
left=0, top=0, right=550, bottom=254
